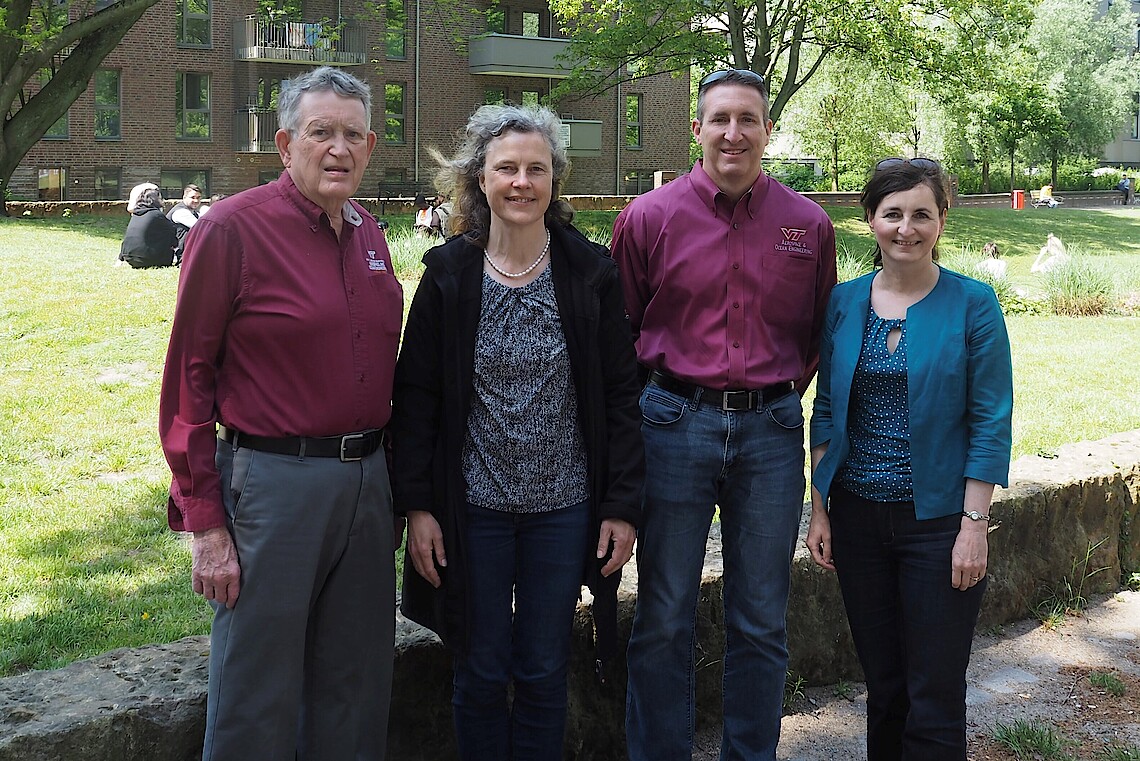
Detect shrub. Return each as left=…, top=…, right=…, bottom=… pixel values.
left=1043, top=255, right=1115, bottom=316
left=837, top=242, right=874, bottom=283
left=767, top=161, right=822, bottom=193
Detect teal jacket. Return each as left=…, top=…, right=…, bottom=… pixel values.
left=810, top=267, right=1013, bottom=519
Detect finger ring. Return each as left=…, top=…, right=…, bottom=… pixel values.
left=971, top=576, right=979, bottom=581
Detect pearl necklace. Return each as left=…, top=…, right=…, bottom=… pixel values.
left=483, top=229, right=551, bottom=279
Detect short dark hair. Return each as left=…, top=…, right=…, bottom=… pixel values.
left=860, top=158, right=949, bottom=265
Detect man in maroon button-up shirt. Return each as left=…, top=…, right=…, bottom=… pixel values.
left=159, top=67, right=402, bottom=761
left=617, top=69, right=836, bottom=761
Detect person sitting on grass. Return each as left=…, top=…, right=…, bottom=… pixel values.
left=118, top=187, right=178, bottom=268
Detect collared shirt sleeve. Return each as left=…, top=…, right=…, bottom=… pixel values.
left=963, top=287, right=1014, bottom=487
left=158, top=218, right=243, bottom=532
left=799, top=220, right=838, bottom=395
left=609, top=205, right=650, bottom=345
left=171, top=207, right=199, bottom=228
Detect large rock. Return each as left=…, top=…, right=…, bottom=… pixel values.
left=2, top=431, right=1138, bottom=760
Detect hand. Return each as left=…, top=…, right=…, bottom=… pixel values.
left=407, top=510, right=446, bottom=588
left=806, top=506, right=835, bottom=571
left=598, top=519, right=635, bottom=577
left=191, top=527, right=241, bottom=608
left=952, top=518, right=988, bottom=591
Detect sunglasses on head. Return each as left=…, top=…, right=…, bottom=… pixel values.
left=875, top=157, right=941, bottom=172
left=698, top=69, right=766, bottom=91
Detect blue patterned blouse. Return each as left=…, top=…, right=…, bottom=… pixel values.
left=837, top=307, right=914, bottom=502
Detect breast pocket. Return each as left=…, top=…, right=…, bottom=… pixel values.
left=760, top=252, right=817, bottom=336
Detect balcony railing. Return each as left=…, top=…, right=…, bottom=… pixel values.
left=235, top=107, right=279, bottom=152
left=234, top=16, right=365, bottom=65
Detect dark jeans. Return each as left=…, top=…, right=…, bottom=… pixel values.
left=452, top=500, right=591, bottom=761
left=829, top=486, right=986, bottom=761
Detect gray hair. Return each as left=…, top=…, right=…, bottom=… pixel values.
left=434, top=104, right=573, bottom=248
left=278, top=66, right=372, bottom=134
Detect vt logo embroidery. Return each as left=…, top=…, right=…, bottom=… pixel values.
left=781, top=227, right=807, bottom=242
left=366, top=250, right=387, bottom=271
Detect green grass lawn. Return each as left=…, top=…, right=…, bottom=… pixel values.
left=1, top=205, right=1138, bottom=676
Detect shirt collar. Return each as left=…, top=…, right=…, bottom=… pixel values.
left=689, top=160, right=770, bottom=218
left=277, top=170, right=363, bottom=229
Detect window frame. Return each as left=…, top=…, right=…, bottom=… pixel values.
left=176, top=0, right=212, bottom=47
left=94, top=69, right=121, bottom=140
left=38, top=167, right=68, bottom=201
left=94, top=167, right=122, bottom=201
left=160, top=169, right=210, bottom=200
left=384, top=82, right=406, bottom=144
left=386, top=0, right=407, bottom=60
left=39, top=69, right=69, bottom=140
left=176, top=71, right=212, bottom=141
left=625, top=93, right=642, bottom=149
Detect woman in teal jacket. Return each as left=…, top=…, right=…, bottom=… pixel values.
left=806, top=158, right=1013, bottom=761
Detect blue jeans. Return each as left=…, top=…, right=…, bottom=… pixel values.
left=829, top=486, right=986, bottom=761
left=625, top=384, right=805, bottom=761
left=453, top=500, right=591, bottom=761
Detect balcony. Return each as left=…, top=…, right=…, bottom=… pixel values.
left=468, top=34, right=577, bottom=78
left=561, top=119, right=602, bottom=157
left=235, top=107, right=279, bottom=153
left=234, top=16, right=365, bottom=65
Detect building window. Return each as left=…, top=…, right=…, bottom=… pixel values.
left=385, top=83, right=405, bottom=144
left=40, top=69, right=68, bottom=140
left=38, top=168, right=67, bottom=201
left=626, top=94, right=642, bottom=148
left=161, top=169, right=209, bottom=200
left=94, top=69, right=121, bottom=140
left=177, top=0, right=211, bottom=46
left=1132, top=92, right=1139, bottom=140
left=94, top=168, right=121, bottom=201
left=521, top=90, right=540, bottom=108
left=623, top=171, right=655, bottom=195
left=486, top=5, right=506, bottom=33
left=522, top=11, right=540, bottom=37
left=484, top=88, right=506, bottom=105
left=176, top=72, right=211, bottom=140
left=258, top=170, right=279, bottom=185
left=386, top=0, right=406, bottom=59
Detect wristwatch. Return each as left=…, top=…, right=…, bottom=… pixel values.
left=961, top=510, right=992, bottom=522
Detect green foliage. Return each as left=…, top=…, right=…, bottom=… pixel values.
left=1088, top=671, right=1127, bottom=697
left=992, top=719, right=1075, bottom=760
left=1043, top=255, right=1116, bottom=316
left=939, top=244, right=1017, bottom=307
left=1033, top=538, right=1112, bottom=629
left=782, top=671, right=806, bottom=711
left=836, top=243, right=874, bottom=283
left=1097, top=742, right=1140, bottom=761
left=766, top=161, right=824, bottom=193
left=833, top=680, right=856, bottom=700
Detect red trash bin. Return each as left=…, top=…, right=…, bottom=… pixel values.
left=1011, top=190, right=1024, bottom=210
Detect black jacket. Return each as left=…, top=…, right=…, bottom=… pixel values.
left=391, top=223, right=644, bottom=668
left=119, top=207, right=178, bottom=268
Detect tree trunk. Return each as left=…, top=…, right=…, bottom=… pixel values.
left=830, top=136, right=839, bottom=192
left=1051, top=148, right=1059, bottom=188
left=1008, top=147, right=1016, bottom=194
left=982, top=158, right=991, bottom=194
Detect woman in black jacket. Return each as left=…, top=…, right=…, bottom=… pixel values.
left=391, top=104, right=644, bottom=760
left=119, top=187, right=177, bottom=268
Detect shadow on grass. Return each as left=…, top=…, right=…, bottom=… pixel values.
left=0, top=482, right=207, bottom=677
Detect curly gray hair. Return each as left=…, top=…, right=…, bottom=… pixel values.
left=434, top=104, right=573, bottom=247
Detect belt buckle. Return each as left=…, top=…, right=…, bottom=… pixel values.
left=721, top=390, right=754, bottom=412
left=339, top=433, right=365, bottom=462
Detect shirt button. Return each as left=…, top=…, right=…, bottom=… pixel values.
left=733, top=302, right=739, bottom=309
left=733, top=223, right=739, bottom=230
left=733, top=341, right=740, bottom=348
left=732, top=263, right=740, bottom=270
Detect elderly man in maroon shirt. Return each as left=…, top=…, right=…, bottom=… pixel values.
left=615, top=69, right=837, bottom=761
left=159, top=67, right=403, bottom=761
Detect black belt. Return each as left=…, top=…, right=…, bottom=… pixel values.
left=218, top=425, right=385, bottom=462
left=647, top=370, right=794, bottom=412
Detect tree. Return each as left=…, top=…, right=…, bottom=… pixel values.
left=0, top=0, right=160, bottom=216
left=548, top=0, right=1034, bottom=123
left=1022, top=0, right=1139, bottom=185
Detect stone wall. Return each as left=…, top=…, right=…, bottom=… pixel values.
left=2, top=431, right=1137, bottom=761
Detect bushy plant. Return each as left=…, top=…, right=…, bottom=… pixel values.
left=1043, top=254, right=1116, bottom=316
left=836, top=242, right=874, bottom=283
left=767, top=161, right=823, bottom=193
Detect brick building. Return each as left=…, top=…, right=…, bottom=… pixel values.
left=14, top=0, right=692, bottom=202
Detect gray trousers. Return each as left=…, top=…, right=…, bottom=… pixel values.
left=203, top=440, right=395, bottom=761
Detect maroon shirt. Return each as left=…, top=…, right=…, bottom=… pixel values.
left=611, top=161, right=836, bottom=393
left=159, top=171, right=403, bottom=532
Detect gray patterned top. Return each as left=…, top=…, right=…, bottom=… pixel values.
left=462, top=266, right=589, bottom=512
